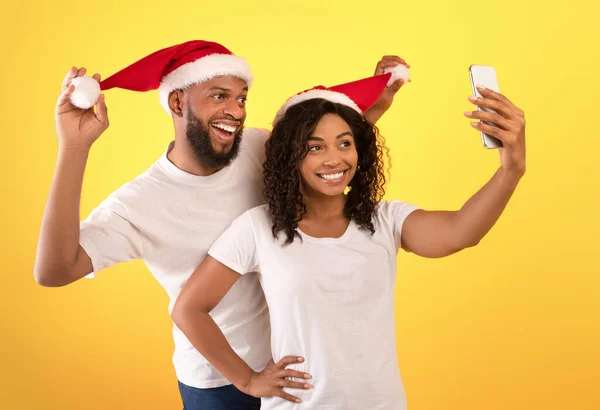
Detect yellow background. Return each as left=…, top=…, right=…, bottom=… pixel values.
left=1, top=0, right=598, bottom=409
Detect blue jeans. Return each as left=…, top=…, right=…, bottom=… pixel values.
left=178, top=381, right=261, bottom=410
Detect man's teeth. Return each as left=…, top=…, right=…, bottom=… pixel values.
left=212, top=123, right=236, bottom=133
left=320, top=172, right=344, bottom=181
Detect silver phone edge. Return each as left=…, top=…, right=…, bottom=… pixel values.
left=468, top=65, right=503, bottom=149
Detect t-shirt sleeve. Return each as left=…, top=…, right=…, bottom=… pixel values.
left=380, top=200, right=421, bottom=250
left=244, top=127, right=269, bottom=165
left=208, top=211, right=259, bottom=275
left=79, top=196, right=144, bottom=278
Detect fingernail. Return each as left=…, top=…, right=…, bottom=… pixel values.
left=464, top=111, right=472, bottom=117
left=468, top=96, right=478, bottom=102
left=476, top=84, right=487, bottom=90
left=304, top=384, right=311, bottom=389
left=470, top=122, right=479, bottom=128
left=304, top=374, right=311, bottom=379
left=297, top=357, right=304, bottom=362
left=296, top=399, right=302, bottom=403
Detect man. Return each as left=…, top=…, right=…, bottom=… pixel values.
left=34, top=40, right=407, bottom=409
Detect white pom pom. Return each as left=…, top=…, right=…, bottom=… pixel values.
left=383, top=65, right=410, bottom=87
left=69, top=76, right=101, bottom=109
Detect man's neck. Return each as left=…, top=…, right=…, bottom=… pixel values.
left=166, top=139, right=224, bottom=177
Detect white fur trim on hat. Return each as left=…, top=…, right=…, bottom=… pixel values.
left=273, top=89, right=361, bottom=124
left=158, top=53, right=253, bottom=114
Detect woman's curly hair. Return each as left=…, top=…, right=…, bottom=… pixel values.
left=263, top=98, right=389, bottom=244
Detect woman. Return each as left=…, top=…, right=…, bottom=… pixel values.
left=172, top=73, right=527, bottom=409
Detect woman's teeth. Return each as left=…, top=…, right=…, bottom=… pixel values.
left=319, top=171, right=344, bottom=181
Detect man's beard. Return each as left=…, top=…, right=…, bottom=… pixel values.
left=185, top=106, right=243, bottom=169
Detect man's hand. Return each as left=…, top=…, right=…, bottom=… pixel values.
left=465, top=86, right=526, bottom=176
left=56, top=67, right=109, bottom=149
left=242, top=356, right=312, bottom=403
left=364, top=55, right=410, bottom=124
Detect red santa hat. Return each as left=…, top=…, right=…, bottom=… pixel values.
left=273, top=72, right=393, bottom=124
left=69, top=40, right=253, bottom=114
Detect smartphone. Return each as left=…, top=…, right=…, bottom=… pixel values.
left=469, top=64, right=502, bottom=149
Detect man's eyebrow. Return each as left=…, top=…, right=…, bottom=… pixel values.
left=207, top=86, right=231, bottom=92
left=206, top=86, right=248, bottom=92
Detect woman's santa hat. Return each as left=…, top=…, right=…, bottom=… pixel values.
left=69, top=40, right=253, bottom=114
left=273, top=64, right=409, bottom=124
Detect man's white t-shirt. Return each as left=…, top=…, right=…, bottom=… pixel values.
left=79, top=128, right=272, bottom=389
left=208, top=201, right=420, bottom=409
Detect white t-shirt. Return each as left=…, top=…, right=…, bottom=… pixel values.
left=208, top=201, right=420, bottom=409
left=79, top=128, right=272, bottom=389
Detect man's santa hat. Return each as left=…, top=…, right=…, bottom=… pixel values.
left=273, top=65, right=408, bottom=124
left=69, top=40, right=253, bottom=114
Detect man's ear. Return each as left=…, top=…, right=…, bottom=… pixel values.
left=169, top=90, right=185, bottom=117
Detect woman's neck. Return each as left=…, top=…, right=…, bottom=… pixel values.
left=301, top=190, right=347, bottom=221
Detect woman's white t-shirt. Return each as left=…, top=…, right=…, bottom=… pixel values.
left=208, top=200, right=420, bottom=409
